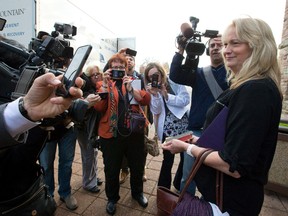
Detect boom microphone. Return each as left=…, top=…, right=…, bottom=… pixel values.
left=180, top=23, right=194, bottom=39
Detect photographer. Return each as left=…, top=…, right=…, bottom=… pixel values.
left=94, top=53, right=151, bottom=215
left=39, top=60, right=82, bottom=211
left=30, top=28, right=86, bottom=211
left=0, top=72, right=83, bottom=215
left=117, top=48, right=152, bottom=184
left=143, top=62, right=190, bottom=191
left=75, top=65, right=103, bottom=194
left=169, top=31, right=229, bottom=195
left=0, top=33, right=84, bottom=215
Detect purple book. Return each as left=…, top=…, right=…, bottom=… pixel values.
left=196, top=106, right=228, bottom=151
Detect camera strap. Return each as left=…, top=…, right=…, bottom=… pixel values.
left=11, top=66, right=39, bottom=100
left=203, top=66, right=223, bottom=99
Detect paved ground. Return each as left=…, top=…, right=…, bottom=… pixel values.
left=51, top=143, right=288, bottom=216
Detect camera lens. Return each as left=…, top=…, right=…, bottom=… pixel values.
left=151, top=74, right=159, bottom=88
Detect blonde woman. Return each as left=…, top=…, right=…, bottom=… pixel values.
left=163, top=17, right=282, bottom=215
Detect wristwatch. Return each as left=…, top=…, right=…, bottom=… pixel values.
left=18, top=97, right=34, bottom=122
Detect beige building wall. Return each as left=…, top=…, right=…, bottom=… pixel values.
left=279, top=0, right=288, bottom=119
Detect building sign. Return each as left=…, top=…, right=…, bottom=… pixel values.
left=0, top=0, right=36, bottom=48
left=117, top=37, right=136, bottom=51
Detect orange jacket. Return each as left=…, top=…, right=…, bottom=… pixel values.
left=94, top=80, right=151, bottom=138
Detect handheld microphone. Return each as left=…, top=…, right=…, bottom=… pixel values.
left=180, top=23, right=194, bottom=39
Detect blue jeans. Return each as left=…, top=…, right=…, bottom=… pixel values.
left=180, top=129, right=202, bottom=195
left=39, top=126, right=77, bottom=198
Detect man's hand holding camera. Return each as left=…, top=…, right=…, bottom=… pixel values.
left=176, top=35, right=187, bottom=54
left=23, top=72, right=83, bottom=122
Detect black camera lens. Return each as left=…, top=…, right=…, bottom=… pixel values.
left=111, top=70, right=125, bottom=79
left=151, top=74, right=159, bottom=88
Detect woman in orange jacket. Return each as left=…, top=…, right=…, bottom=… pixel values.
left=93, top=53, right=151, bottom=215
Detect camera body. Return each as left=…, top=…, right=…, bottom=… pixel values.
left=32, top=36, right=73, bottom=62
left=151, top=74, right=161, bottom=88
left=111, top=69, right=125, bottom=80
left=126, top=48, right=137, bottom=57
left=98, top=92, right=108, bottom=99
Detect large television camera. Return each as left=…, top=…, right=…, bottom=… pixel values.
left=29, top=22, right=76, bottom=69
left=176, top=16, right=218, bottom=69
left=0, top=21, right=88, bottom=124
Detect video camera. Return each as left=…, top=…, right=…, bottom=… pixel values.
left=29, top=22, right=76, bottom=68
left=0, top=20, right=87, bottom=124
left=176, top=16, right=218, bottom=69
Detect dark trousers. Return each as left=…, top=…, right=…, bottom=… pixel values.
left=100, top=133, right=145, bottom=202
left=158, top=150, right=183, bottom=189
left=158, top=134, right=184, bottom=189
left=121, top=156, right=129, bottom=172
left=121, top=149, right=148, bottom=172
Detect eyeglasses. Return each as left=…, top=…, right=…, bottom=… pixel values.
left=91, top=73, right=101, bottom=78
left=111, top=66, right=125, bottom=70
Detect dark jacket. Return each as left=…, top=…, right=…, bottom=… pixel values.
left=169, top=52, right=228, bottom=130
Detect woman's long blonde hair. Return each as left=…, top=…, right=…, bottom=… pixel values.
left=223, top=17, right=282, bottom=95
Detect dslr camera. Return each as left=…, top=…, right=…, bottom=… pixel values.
left=111, top=69, right=125, bottom=80
left=151, top=74, right=161, bottom=88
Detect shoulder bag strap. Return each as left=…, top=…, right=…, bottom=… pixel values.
left=203, top=66, right=223, bottom=99
left=178, top=148, right=224, bottom=211
left=178, top=148, right=214, bottom=202
left=216, top=170, right=223, bottom=211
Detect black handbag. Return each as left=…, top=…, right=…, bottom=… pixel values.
left=0, top=174, right=56, bottom=216
left=129, top=112, right=146, bottom=133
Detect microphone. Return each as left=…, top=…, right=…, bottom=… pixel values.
left=180, top=23, right=194, bottom=39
